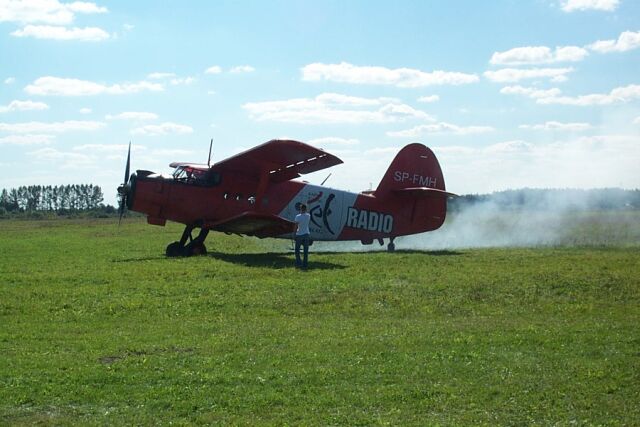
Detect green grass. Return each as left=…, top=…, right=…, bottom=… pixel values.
left=1, top=217, right=639, bottom=425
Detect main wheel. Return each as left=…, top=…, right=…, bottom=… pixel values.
left=166, top=241, right=184, bottom=257
left=186, top=241, right=207, bottom=256
left=387, top=242, right=396, bottom=252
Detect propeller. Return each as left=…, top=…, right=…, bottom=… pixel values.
left=117, top=142, right=131, bottom=225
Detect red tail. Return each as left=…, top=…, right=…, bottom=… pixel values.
left=369, top=143, right=448, bottom=235
left=375, top=143, right=446, bottom=196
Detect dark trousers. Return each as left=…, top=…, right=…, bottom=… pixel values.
left=295, top=234, right=310, bottom=268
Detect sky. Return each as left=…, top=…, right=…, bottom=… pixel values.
left=1, top=0, right=639, bottom=205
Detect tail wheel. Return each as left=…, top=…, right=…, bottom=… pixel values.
left=387, top=237, right=396, bottom=252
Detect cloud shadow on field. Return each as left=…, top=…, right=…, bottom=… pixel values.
left=207, top=251, right=346, bottom=270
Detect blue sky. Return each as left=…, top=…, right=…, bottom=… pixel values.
left=1, top=0, right=639, bottom=204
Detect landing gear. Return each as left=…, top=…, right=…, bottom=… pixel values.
left=387, top=237, right=396, bottom=252
left=165, top=224, right=209, bottom=257
left=185, top=240, right=207, bottom=256
left=166, top=241, right=184, bottom=257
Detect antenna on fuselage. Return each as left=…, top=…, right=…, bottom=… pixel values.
left=207, top=138, right=213, bottom=167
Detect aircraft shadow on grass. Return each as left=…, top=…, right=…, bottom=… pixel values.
left=112, top=249, right=461, bottom=266
left=311, top=249, right=463, bottom=256
left=207, top=251, right=346, bottom=270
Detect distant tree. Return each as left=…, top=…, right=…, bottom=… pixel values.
left=0, top=189, right=8, bottom=211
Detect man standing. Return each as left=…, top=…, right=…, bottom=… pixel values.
left=294, top=203, right=311, bottom=269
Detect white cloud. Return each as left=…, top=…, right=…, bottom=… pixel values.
left=560, top=0, right=619, bottom=12
left=307, top=137, right=360, bottom=146
left=230, top=65, right=255, bottom=73
left=131, top=122, right=193, bottom=136
left=387, top=122, right=494, bottom=137
left=147, top=72, right=195, bottom=85
left=169, top=76, right=196, bottom=85
left=417, top=95, right=440, bottom=103
left=484, top=67, right=574, bottom=83
left=501, top=84, right=640, bottom=106
left=0, top=134, right=55, bottom=145
left=243, top=93, right=433, bottom=124
left=27, top=147, right=95, bottom=167
left=537, top=84, right=640, bottom=106
left=205, top=65, right=222, bottom=74
left=151, top=149, right=195, bottom=156
left=0, top=120, right=105, bottom=133
left=4, top=77, right=15, bottom=84
left=148, top=72, right=176, bottom=79
left=588, top=31, right=640, bottom=53
left=73, top=143, right=145, bottom=153
left=302, top=62, right=479, bottom=88
left=483, top=140, right=534, bottom=154
left=105, top=111, right=158, bottom=121
left=365, top=147, right=401, bottom=155
left=0, top=100, right=49, bottom=113
left=0, top=0, right=107, bottom=25
left=11, top=25, right=109, bottom=41
left=490, top=46, right=588, bottom=65
left=79, top=107, right=91, bottom=114
left=519, top=121, right=593, bottom=131
left=436, top=134, right=639, bottom=193
left=634, top=116, right=640, bottom=125
left=24, top=76, right=164, bottom=96
left=500, top=85, right=562, bottom=99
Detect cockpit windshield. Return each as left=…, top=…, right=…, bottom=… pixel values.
left=172, top=166, right=221, bottom=186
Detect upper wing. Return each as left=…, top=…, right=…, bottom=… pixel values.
left=212, top=139, right=343, bottom=183
left=168, top=162, right=209, bottom=170
left=204, top=212, right=295, bottom=238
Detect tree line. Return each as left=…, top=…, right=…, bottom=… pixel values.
left=0, top=184, right=108, bottom=215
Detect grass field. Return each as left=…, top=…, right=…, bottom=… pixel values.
left=1, top=216, right=639, bottom=425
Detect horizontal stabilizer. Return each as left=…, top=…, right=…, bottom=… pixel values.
left=393, top=187, right=457, bottom=198
left=204, top=212, right=295, bottom=238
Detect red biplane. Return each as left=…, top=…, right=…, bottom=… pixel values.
left=117, top=139, right=454, bottom=256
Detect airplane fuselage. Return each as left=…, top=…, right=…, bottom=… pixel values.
left=129, top=174, right=445, bottom=243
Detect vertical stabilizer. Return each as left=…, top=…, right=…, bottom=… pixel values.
left=375, top=143, right=445, bottom=197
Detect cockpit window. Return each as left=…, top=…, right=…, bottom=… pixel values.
left=172, top=166, right=221, bottom=187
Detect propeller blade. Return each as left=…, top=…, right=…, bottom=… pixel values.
left=124, top=141, right=131, bottom=184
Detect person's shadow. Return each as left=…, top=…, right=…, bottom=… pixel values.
left=207, top=251, right=346, bottom=270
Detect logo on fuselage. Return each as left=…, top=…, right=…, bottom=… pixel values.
left=346, top=207, right=393, bottom=233
left=297, top=191, right=337, bottom=235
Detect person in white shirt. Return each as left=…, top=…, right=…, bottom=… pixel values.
left=294, top=204, right=311, bottom=269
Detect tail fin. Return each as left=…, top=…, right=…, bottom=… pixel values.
left=375, top=143, right=446, bottom=197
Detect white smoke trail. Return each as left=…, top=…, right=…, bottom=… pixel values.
left=400, top=191, right=640, bottom=249
left=308, top=189, right=640, bottom=252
